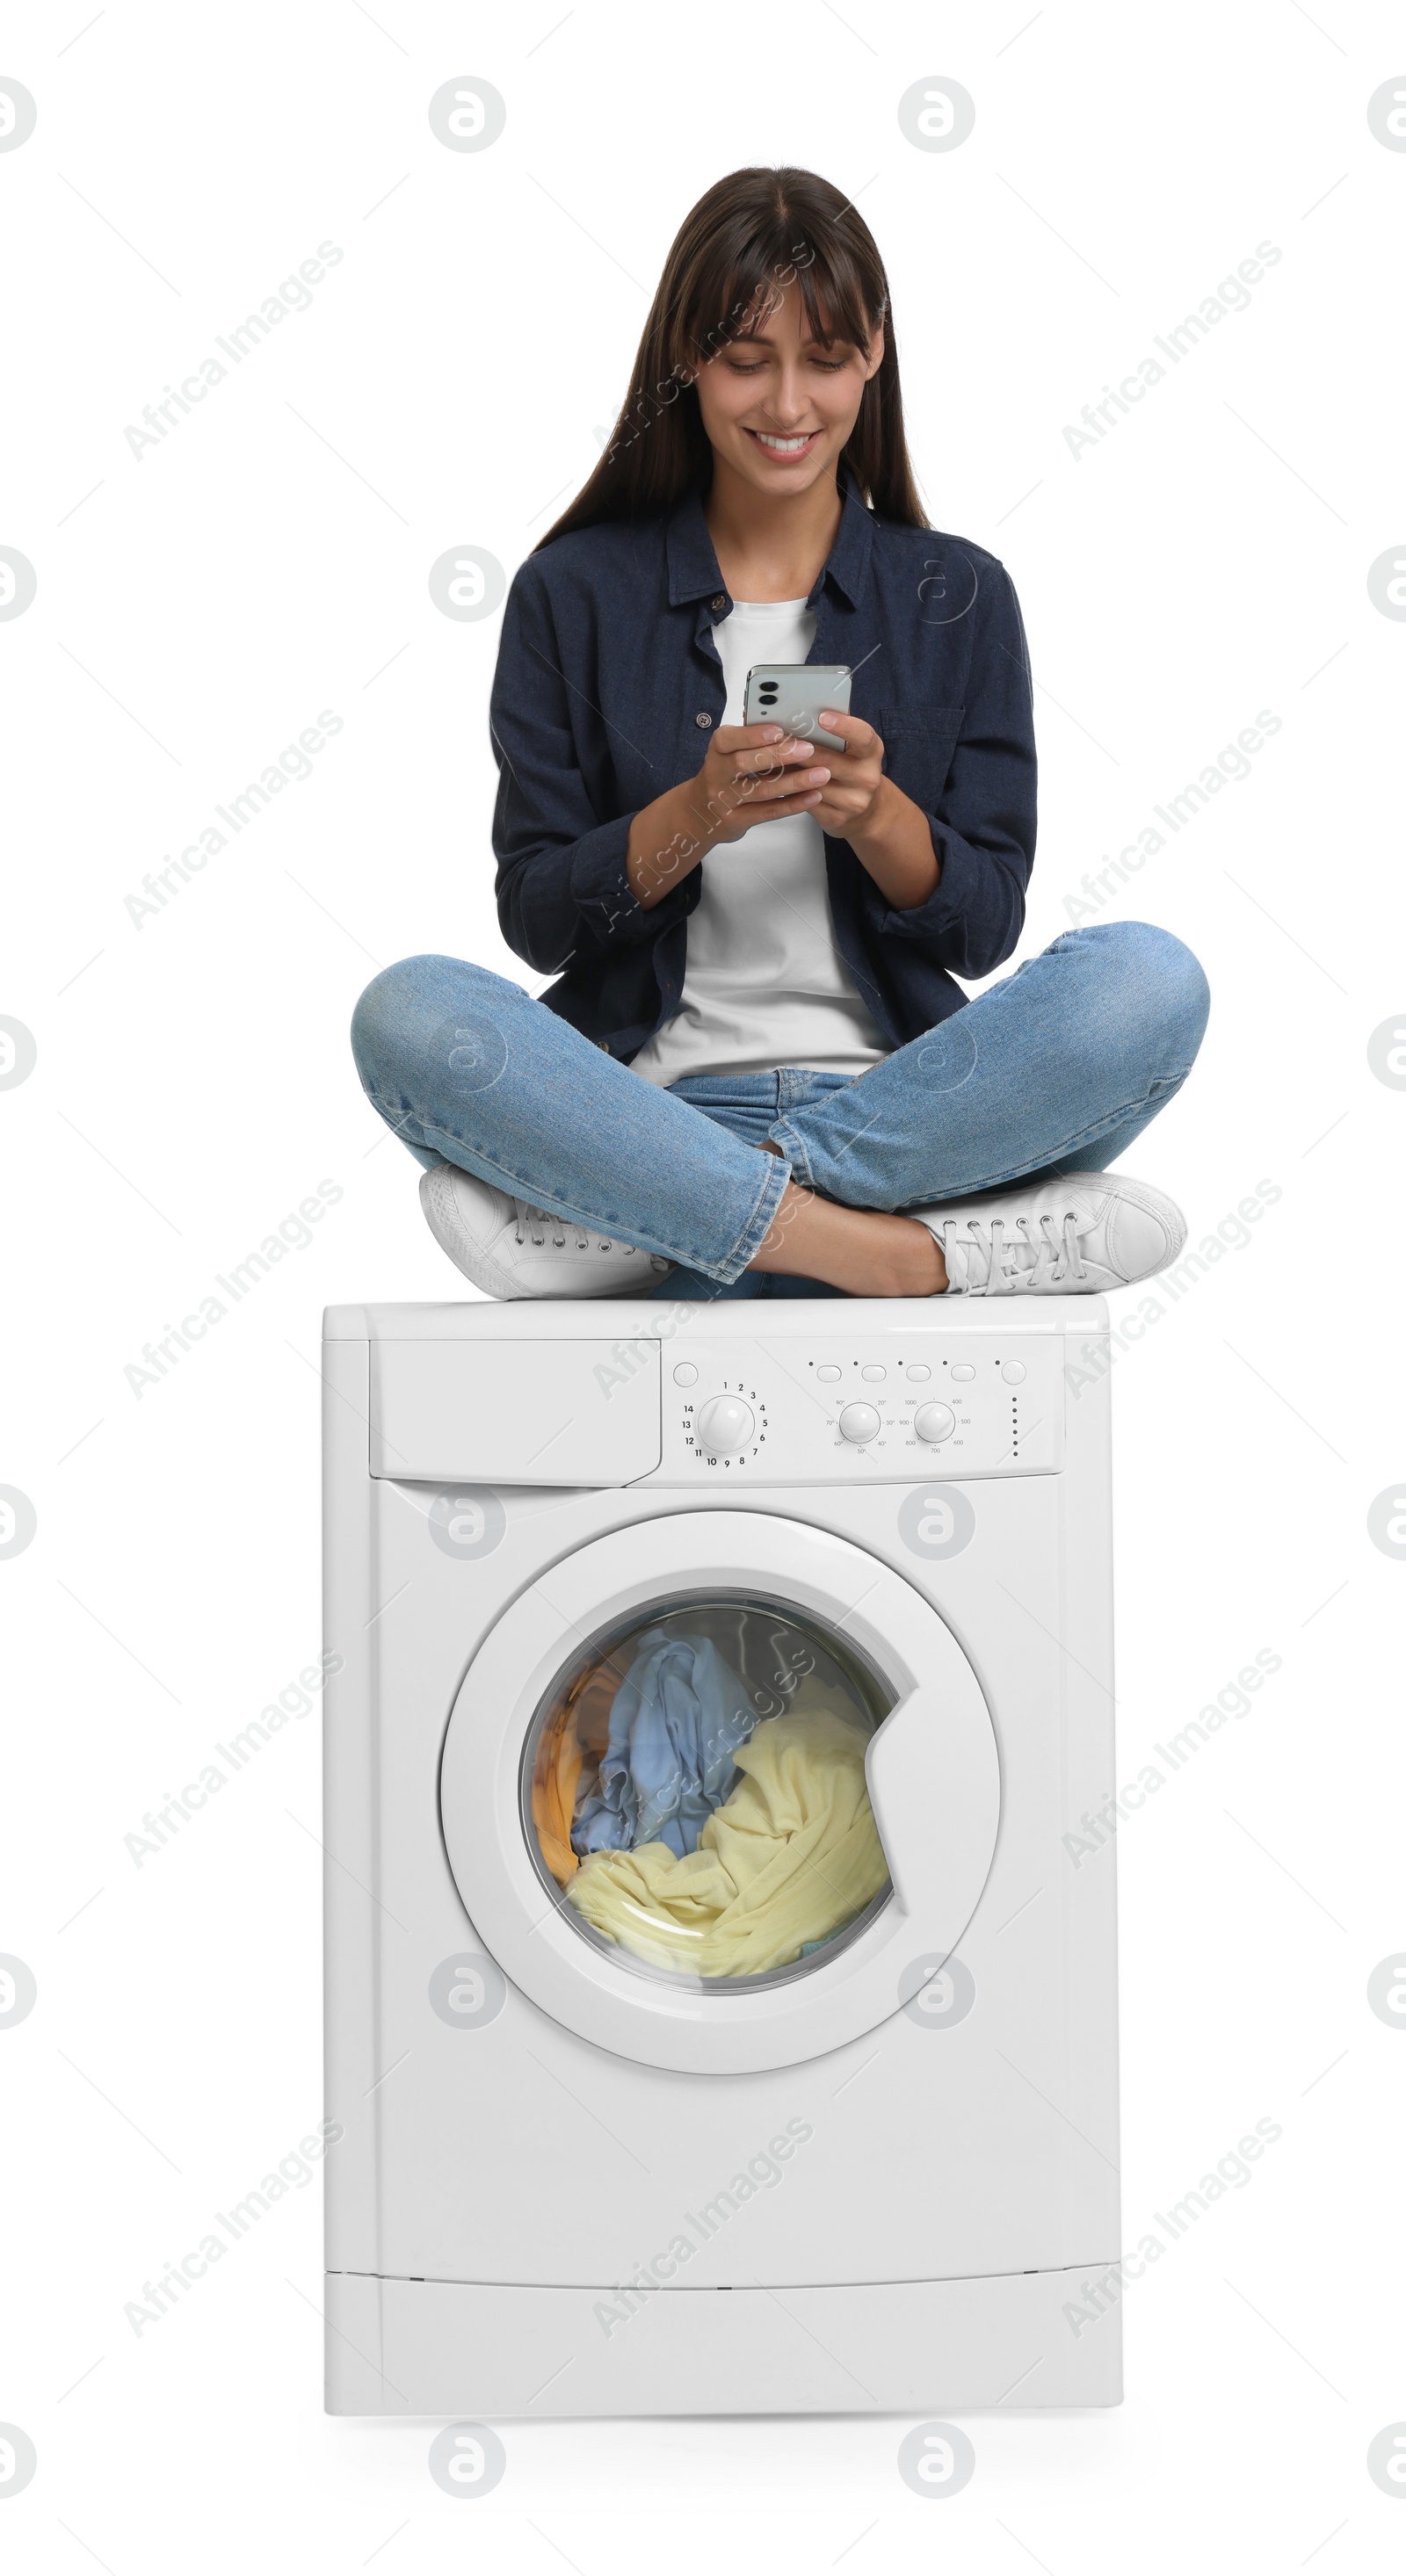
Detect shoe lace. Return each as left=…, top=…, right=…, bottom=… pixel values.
left=511, top=1197, right=634, bottom=1256
left=942, top=1209, right=1088, bottom=1296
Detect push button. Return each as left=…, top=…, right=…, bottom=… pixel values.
left=1001, top=1361, right=1026, bottom=1384
left=951, top=1364, right=975, bottom=1382
left=816, top=1364, right=842, bottom=1382
left=673, top=1364, right=698, bottom=1386
left=906, top=1364, right=931, bottom=1382
left=861, top=1364, right=886, bottom=1381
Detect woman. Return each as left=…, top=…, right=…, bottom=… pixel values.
left=352, top=167, right=1209, bottom=1301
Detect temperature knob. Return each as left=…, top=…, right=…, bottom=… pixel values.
left=838, top=1402, right=881, bottom=1444
left=914, top=1402, right=955, bottom=1444
left=694, top=1394, right=755, bottom=1453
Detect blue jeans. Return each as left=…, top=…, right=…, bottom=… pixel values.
left=351, top=922, right=1209, bottom=1299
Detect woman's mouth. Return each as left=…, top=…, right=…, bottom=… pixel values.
left=743, top=428, right=822, bottom=459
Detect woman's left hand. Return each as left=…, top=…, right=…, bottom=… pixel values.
left=803, top=708, right=887, bottom=841
left=805, top=709, right=941, bottom=909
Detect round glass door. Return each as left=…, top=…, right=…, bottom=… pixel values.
left=439, top=1510, right=1000, bottom=2074
left=523, top=1595, right=894, bottom=1990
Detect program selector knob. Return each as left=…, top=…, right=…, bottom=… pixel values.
left=838, top=1402, right=881, bottom=1444
left=694, top=1394, right=755, bottom=1453
left=914, top=1401, right=956, bottom=1444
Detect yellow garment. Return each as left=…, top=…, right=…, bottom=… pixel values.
left=566, top=1687, right=888, bottom=1977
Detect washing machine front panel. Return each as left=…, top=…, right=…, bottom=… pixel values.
left=439, top=1511, right=1001, bottom=2074
left=362, top=1310, right=1063, bottom=1489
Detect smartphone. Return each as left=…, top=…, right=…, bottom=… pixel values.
left=743, top=662, right=852, bottom=754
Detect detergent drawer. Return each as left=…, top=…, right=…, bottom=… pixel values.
left=366, top=1338, right=661, bottom=1485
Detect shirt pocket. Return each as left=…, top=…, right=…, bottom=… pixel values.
left=877, top=705, right=965, bottom=810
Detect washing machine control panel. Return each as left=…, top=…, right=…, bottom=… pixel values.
left=650, top=1335, right=1061, bottom=1483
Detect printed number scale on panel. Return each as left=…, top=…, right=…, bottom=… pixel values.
left=662, top=1339, right=1059, bottom=1480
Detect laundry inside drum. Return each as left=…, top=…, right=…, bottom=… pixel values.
left=522, top=1596, right=895, bottom=1988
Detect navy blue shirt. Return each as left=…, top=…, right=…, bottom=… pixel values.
left=489, top=465, right=1036, bottom=1061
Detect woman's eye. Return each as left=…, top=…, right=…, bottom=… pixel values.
left=728, top=361, right=765, bottom=374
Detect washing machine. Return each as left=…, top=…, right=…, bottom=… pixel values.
left=322, top=1294, right=1121, bottom=2417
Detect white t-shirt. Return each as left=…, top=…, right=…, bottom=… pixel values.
left=628, top=597, right=890, bottom=1085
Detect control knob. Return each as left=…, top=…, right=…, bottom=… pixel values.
left=694, top=1394, right=755, bottom=1454
left=914, top=1401, right=956, bottom=1444
left=838, top=1402, right=881, bottom=1444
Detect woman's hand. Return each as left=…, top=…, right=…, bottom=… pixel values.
left=696, top=722, right=832, bottom=843
left=807, top=708, right=941, bottom=911
left=626, top=722, right=830, bottom=907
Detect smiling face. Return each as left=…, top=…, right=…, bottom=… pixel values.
left=693, top=283, right=884, bottom=499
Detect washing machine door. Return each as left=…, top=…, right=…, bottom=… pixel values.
left=439, top=1510, right=999, bottom=2074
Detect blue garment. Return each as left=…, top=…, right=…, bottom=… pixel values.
left=572, top=1628, right=757, bottom=1861
left=350, top=923, right=1210, bottom=1289
left=488, top=464, right=1038, bottom=1060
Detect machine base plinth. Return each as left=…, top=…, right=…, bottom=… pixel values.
left=325, top=2266, right=1122, bottom=2417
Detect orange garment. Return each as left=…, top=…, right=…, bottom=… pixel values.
left=531, top=1658, right=628, bottom=1885
left=533, top=1697, right=584, bottom=1886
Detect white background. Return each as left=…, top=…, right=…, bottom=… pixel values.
left=4, top=0, right=1404, bottom=2564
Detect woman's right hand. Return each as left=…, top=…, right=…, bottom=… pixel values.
left=695, top=723, right=831, bottom=843
left=625, top=723, right=831, bottom=908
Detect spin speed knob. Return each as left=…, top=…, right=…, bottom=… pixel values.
left=694, top=1394, right=755, bottom=1453
left=914, top=1401, right=955, bottom=1444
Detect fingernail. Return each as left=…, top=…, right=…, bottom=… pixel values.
left=762, top=725, right=783, bottom=741
left=819, top=712, right=837, bottom=724
left=810, top=768, right=830, bottom=784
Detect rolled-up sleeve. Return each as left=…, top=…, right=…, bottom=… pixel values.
left=863, top=560, right=1036, bottom=980
left=490, top=561, right=689, bottom=972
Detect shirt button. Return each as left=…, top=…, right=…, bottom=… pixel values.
left=710, top=594, right=727, bottom=611
left=694, top=712, right=713, bottom=728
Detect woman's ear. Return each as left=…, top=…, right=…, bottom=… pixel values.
left=863, top=324, right=886, bottom=382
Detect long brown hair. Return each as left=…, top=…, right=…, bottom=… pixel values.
left=536, top=167, right=927, bottom=547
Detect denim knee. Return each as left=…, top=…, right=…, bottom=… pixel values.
left=1068, top=920, right=1210, bottom=1074
left=350, top=954, right=503, bottom=1094
left=1123, top=922, right=1210, bottom=1065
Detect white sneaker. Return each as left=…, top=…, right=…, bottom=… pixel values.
left=910, top=1172, right=1186, bottom=1297
left=420, top=1162, right=674, bottom=1300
